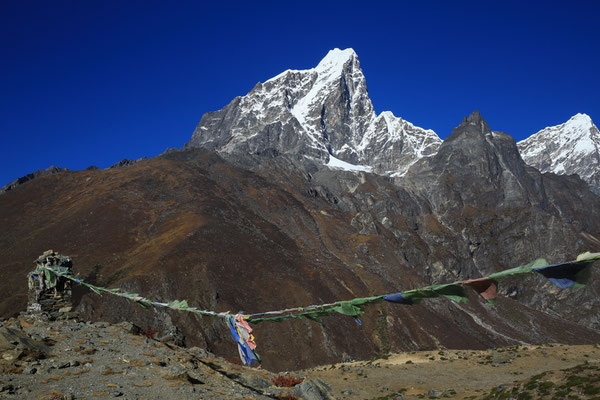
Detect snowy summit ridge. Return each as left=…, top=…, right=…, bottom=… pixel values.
left=185, top=48, right=441, bottom=174
left=518, top=113, right=600, bottom=193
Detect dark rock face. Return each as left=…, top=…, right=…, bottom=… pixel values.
left=400, top=110, right=600, bottom=328
left=405, top=110, right=544, bottom=212
left=0, top=165, right=66, bottom=194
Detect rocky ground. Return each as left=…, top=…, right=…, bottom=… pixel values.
left=1, top=312, right=599, bottom=400
left=0, top=313, right=332, bottom=400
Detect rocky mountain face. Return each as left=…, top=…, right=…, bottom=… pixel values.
left=518, top=113, right=600, bottom=194
left=185, top=48, right=441, bottom=175
left=399, top=111, right=600, bottom=328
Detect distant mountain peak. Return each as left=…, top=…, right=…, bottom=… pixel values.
left=518, top=113, right=600, bottom=193
left=186, top=48, right=441, bottom=175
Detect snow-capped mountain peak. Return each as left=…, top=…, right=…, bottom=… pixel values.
left=186, top=48, right=441, bottom=174
left=518, top=113, right=600, bottom=193
left=315, top=48, right=357, bottom=73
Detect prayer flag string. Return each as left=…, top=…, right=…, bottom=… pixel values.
left=33, top=251, right=600, bottom=366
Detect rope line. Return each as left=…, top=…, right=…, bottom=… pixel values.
left=35, top=251, right=600, bottom=322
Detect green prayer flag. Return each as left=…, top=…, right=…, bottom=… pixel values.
left=46, top=271, right=57, bottom=288
left=401, top=283, right=468, bottom=304
left=431, top=283, right=469, bottom=303
left=489, top=258, right=548, bottom=279
left=332, top=301, right=364, bottom=316
left=168, top=300, right=189, bottom=310
left=348, top=296, right=384, bottom=306
left=576, top=251, right=600, bottom=263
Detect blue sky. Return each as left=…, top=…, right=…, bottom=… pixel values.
left=1, top=1, right=599, bottom=186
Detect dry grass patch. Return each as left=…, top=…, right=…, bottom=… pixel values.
left=72, top=368, right=91, bottom=375
left=2, top=366, right=24, bottom=375
left=128, top=359, right=147, bottom=367
left=101, top=367, right=123, bottom=375
left=38, top=390, right=65, bottom=400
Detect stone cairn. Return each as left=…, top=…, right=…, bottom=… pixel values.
left=27, top=250, right=74, bottom=318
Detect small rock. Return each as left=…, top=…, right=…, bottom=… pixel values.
left=0, top=384, right=14, bottom=392
left=58, top=362, right=71, bottom=369
left=290, top=379, right=334, bottom=400
left=188, top=347, right=210, bottom=358
left=114, top=321, right=141, bottom=335
left=492, top=355, right=510, bottom=365
left=110, top=390, right=124, bottom=397
left=428, top=389, right=442, bottom=398
left=161, top=366, right=188, bottom=381
left=26, top=367, right=37, bottom=374
left=237, top=374, right=271, bottom=389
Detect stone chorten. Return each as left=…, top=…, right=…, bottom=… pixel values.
left=27, top=250, right=74, bottom=318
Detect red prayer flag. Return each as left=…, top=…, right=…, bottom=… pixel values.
left=461, top=277, right=498, bottom=301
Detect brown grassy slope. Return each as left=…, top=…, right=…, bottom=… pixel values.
left=1, top=149, right=599, bottom=371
